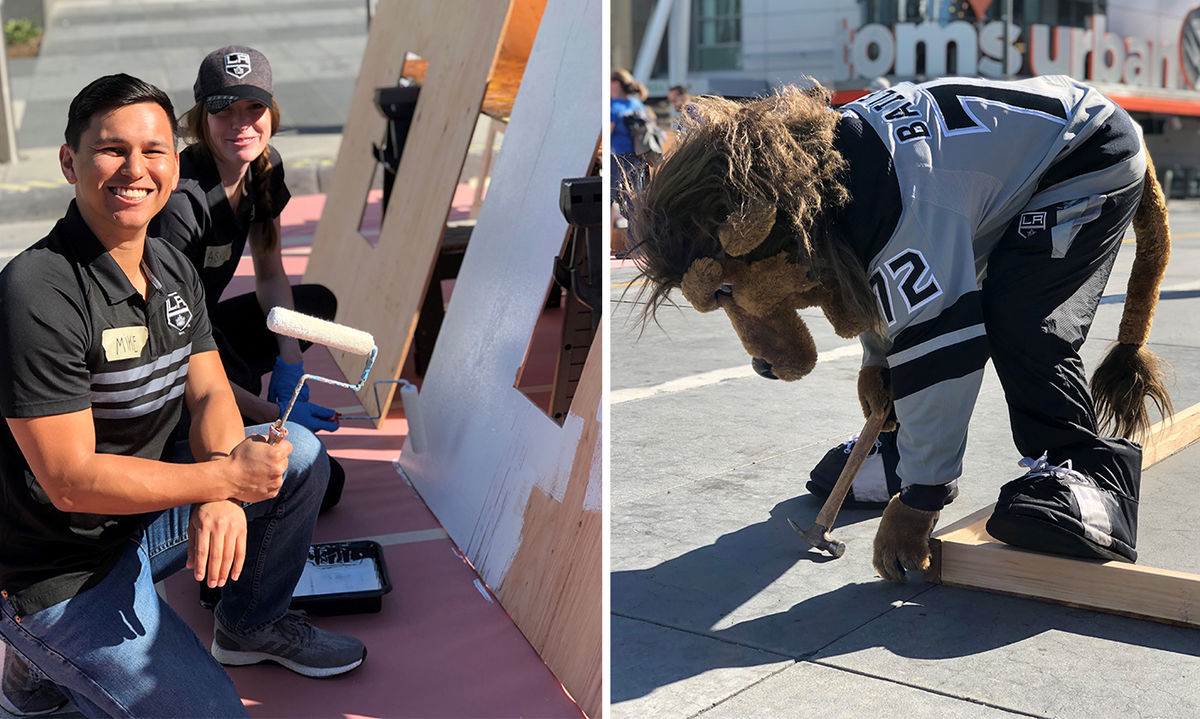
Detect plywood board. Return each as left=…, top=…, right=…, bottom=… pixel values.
left=394, top=0, right=602, bottom=715
left=500, top=334, right=602, bottom=718
left=394, top=0, right=546, bottom=121
left=303, top=0, right=525, bottom=424
left=927, top=402, right=1200, bottom=627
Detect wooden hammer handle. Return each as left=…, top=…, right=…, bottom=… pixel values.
left=814, top=408, right=890, bottom=530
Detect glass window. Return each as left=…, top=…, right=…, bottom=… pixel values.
left=693, top=0, right=741, bottom=71
left=860, top=0, right=1106, bottom=27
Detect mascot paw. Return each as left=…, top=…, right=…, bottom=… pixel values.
left=858, top=366, right=897, bottom=432
left=872, top=495, right=939, bottom=582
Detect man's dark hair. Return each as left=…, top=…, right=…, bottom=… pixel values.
left=64, top=74, right=177, bottom=150
left=668, top=85, right=689, bottom=96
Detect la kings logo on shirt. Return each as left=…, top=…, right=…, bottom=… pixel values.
left=165, top=292, right=193, bottom=334
left=225, top=52, right=252, bottom=79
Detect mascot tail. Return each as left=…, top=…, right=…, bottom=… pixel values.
left=1090, top=151, right=1174, bottom=440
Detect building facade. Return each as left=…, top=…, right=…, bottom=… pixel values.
left=614, top=0, right=1200, bottom=194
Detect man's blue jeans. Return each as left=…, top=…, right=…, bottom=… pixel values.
left=0, top=422, right=329, bottom=718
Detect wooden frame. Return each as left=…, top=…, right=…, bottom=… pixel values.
left=304, top=0, right=544, bottom=424
left=927, top=402, right=1200, bottom=627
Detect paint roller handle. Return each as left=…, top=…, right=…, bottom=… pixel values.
left=270, top=381, right=302, bottom=446
left=269, top=373, right=309, bottom=445
left=276, top=399, right=340, bottom=433
left=268, top=420, right=288, bottom=446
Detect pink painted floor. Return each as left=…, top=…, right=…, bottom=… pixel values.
left=160, top=192, right=583, bottom=719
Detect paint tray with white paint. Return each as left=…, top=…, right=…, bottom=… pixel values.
left=289, top=540, right=393, bottom=615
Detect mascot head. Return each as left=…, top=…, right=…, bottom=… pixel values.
left=625, top=82, right=882, bottom=381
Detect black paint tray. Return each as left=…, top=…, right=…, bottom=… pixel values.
left=289, top=540, right=392, bottom=615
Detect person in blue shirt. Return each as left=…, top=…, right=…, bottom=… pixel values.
left=611, top=68, right=651, bottom=256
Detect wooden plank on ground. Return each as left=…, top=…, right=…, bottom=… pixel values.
left=927, top=402, right=1200, bottom=627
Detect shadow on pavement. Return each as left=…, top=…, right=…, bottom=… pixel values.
left=612, top=495, right=1200, bottom=704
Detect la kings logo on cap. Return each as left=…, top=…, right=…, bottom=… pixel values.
left=165, top=292, right=193, bottom=334
left=224, top=52, right=252, bottom=79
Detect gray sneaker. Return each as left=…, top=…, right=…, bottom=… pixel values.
left=211, top=611, right=366, bottom=678
left=0, top=649, right=68, bottom=717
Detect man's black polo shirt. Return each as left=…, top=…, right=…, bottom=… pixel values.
left=150, top=144, right=290, bottom=313
left=0, top=201, right=216, bottom=616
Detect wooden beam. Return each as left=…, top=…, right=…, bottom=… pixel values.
left=926, top=402, right=1200, bottom=627
left=303, top=0, right=542, bottom=427
left=931, top=525, right=1200, bottom=627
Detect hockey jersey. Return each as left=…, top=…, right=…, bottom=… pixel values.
left=840, top=75, right=1146, bottom=488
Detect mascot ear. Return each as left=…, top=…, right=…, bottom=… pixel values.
left=681, top=257, right=725, bottom=312
left=717, top=202, right=776, bottom=257
left=727, top=253, right=815, bottom=317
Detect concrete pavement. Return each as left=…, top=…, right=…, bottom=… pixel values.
left=610, top=200, right=1200, bottom=717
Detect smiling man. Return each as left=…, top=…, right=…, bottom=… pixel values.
left=0, top=74, right=363, bottom=718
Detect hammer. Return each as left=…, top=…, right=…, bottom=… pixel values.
left=788, top=407, right=890, bottom=558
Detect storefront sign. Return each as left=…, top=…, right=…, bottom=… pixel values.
left=836, top=8, right=1196, bottom=91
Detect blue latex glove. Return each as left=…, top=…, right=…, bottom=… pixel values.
left=277, top=399, right=340, bottom=433
left=268, top=357, right=309, bottom=403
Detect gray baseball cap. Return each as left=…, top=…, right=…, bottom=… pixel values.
left=194, top=45, right=273, bottom=113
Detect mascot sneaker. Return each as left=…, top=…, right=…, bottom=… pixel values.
left=808, top=430, right=898, bottom=507
left=807, top=430, right=958, bottom=509
left=987, top=453, right=1138, bottom=563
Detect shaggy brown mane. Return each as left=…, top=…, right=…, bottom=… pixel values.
left=623, top=81, right=880, bottom=335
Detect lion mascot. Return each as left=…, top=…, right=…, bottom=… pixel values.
left=626, top=76, right=1171, bottom=580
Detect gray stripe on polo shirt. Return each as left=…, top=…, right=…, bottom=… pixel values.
left=91, top=344, right=192, bottom=386
left=91, top=364, right=189, bottom=403
left=91, top=383, right=187, bottom=420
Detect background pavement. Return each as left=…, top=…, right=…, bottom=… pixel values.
left=0, top=0, right=370, bottom=258
left=610, top=200, right=1200, bottom=717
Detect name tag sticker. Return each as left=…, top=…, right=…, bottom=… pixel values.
left=101, top=326, right=148, bottom=361
left=204, top=243, right=233, bottom=268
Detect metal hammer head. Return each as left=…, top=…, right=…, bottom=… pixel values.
left=787, top=518, right=846, bottom=558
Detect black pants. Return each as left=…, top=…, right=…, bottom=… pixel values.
left=211, top=284, right=338, bottom=408
left=981, top=180, right=1144, bottom=496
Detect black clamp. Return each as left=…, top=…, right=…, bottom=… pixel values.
left=557, top=176, right=603, bottom=330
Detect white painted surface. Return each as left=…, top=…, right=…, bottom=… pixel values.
left=396, top=0, right=601, bottom=590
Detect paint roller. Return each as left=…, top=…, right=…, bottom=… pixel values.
left=264, top=308, right=425, bottom=453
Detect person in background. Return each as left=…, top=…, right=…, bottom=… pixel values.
left=610, top=68, right=651, bottom=257
left=0, top=73, right=365, bottom=718
left=667, top=84, right=690, bottom=114
left=150, top=45, right=345, bottom=513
